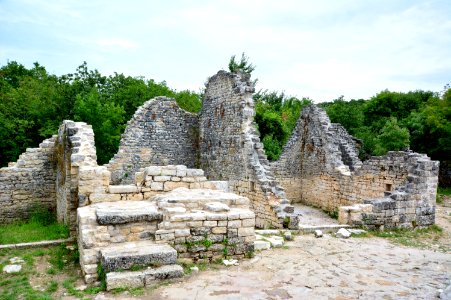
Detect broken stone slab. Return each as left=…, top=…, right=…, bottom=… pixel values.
left=254, top=240, right=271, bottom=251
left=9, top=257, right=25, bottom=264
left=108, top=185, right=139, bottom=194
left=254, top=229, right=281, bottom=236
left=145, top=264, right=184, bottom=281
left=3, top=264, right=22, bottom=273
left=208, top=181, right=229, bottom=192
left=348, top=229, right=367, bottom=235
left=204, top=202, right=230, bottom=212
left=283, top=231, right=293, bottom=241
left=100, top=241, right=177, bottom=272
left=106, top=270, right=145, bottom=291
left=336, top=228, right=351, bottom=239
left=153, top=188, right=249, bottom=207
left=95, top=201, right=162, bottom=225
left=314, top=230, right=323, bottom=238
left=265, top=236, right=284, bottom=248
left=223, top=259, right=239, bottom=266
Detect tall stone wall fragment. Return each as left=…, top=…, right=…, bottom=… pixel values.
left=0, top=136, right=57, bottom=223
left=106, top=97, right=199, bottom=185
left=271, top=105, right=439, bottom=228
left=200, top=71, right=294, bottom=228
left=55, top=120, right=103, bottom=234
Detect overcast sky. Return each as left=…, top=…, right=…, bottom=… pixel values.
left=1, top=0, right=450, bottom=102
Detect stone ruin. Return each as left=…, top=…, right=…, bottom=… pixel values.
left=0, top=70, right=439, bottom=289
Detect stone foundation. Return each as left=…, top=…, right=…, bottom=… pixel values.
left=77, top=187, right=255, bottom=283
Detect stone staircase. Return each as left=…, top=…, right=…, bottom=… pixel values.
left=79, top=200, right=183, bottom=290
left=77, top=187, right=256, bottom=289
left=101, top=241, right=183, bottom=290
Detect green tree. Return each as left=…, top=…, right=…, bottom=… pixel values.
left=374, top=117, right=410, bottom=155
left=228, top=52, right=255, bottom=74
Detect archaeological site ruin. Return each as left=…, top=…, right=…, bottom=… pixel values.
left=0, top=70, right=439, bottom=289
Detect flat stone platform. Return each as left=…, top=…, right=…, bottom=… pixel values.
left=94, top=201, right=163, bottom=225
left=100, top=240, right=177, bottom=272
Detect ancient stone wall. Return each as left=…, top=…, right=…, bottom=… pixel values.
left=0, top=137, right=56, bottom=223
left=54, top=121, right=99, bottom=233
left=200, top=71, right=294, bottom=228
left=106, top=97, right=199, bottom=185
left=272, top=105, right=439, bottom=228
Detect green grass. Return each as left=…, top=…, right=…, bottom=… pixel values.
left=0, top=208, right=69, bottom=244
left=354, top=224, right=445, bottom=250
left=437, top=187, right=451, bottom=204
left=0, top=244, right=89, bottom=300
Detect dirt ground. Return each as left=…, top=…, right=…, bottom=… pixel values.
left=92, top=198, right=451, bottom=300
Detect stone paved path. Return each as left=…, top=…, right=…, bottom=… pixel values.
left=92, top=201, right=451, bottom=300
left=94, top=234, right=450, bottom=300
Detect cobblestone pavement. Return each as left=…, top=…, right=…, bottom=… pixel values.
left=93, top=202, right=451, bottom=300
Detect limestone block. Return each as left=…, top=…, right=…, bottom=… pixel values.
left=90, top=193, right=121, bottom=203
left=164, top=182, right=190, bottom=191
left=228, top=220, right=241, bottom=228
left=211, top=227, right=227, bottom=234
left=238, top=227, right=254, bottom=237
left=171, top=176, right=181, bottom=182
left=161, top=166, right=177, bottom=176
left=204, top=202, right=230, bottom=212
left=145, top=166, right=162, bottom=176
left=206, top=213, right=228, bottom=221
left=203, top=220, right=217, bottom=227
left=176, top=165, right=187, bottom=177
left=106, top=271, right=145, bottom=291
left=242, top=218, right=255, bottom=227
left=181, top=177, right=195, bottom=183
left=150, top=182, right=164, bottom=191
left=154, top=176, right=171, bottom=182
left=175, top=229, right=190, bottom=237
left=135, top=172, right=144, bottom=186
left=254, top=240, right=271, bottom=251
left=186, top=169, right=204, bottom=177
left=108, top=185, right=139, bottom=194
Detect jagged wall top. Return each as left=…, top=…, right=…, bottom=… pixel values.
left=106, top=97, right=199, bottom=185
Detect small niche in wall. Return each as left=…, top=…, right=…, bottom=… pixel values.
left=385, top=183, right=392, bottom=192
left=250, top=181, right=255, bottom=192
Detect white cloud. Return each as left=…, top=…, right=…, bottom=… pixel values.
left=1, top=0, right=450, bottom=101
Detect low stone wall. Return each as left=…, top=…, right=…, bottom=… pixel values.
left=106, top=97, right=199, bottom=185
left=272, top=105, right=439, bottom=228
left=0, top=136, right=56, bottom=223
left=339, top=153, right=439, bottom=229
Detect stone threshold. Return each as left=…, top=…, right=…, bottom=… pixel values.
left=0, top=238, right=75, bottom=250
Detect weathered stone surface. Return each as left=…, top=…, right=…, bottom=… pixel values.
left=100, top=241, right=177, bottom=272
left=3, top=264, right=22, bottom=273
left=314, top=230, right=323, bottom=238
left=95, top=201, right=162, bottom=225
left=265, top=236, right=284, bottom=248
left=108, top=185, right=139, bottom=194
left=254, top=240, right=271, bottom=251
left=204, top=202, right=230, bottom=212
left=336, top=228, right=351, bottom=239
left=106, top=271, right=145, bottom=291
left=144, top=264, right=184, bottom=281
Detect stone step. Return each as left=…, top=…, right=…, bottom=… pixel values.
left=100, top=241, right=177, bottom=272
left=94, top=201, right=162, bottom=225
left=106, top=264, right=184, bottom=291
left=297, top=224, right=353, bottom=234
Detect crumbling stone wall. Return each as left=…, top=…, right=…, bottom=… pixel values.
left=0, top=137, right=56, bottom=223
left=272, top=105, right=439, bottom=228
left=54, top=121, right=99, bottom=233
left=200, top=71, right=294, bottom=228
left=106, top=97, right=199, bottom=185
